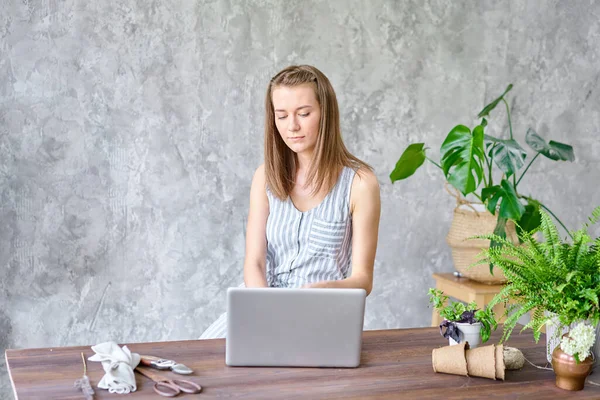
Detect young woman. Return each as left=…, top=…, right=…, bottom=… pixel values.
left=200, top=65, right=380, bottom=339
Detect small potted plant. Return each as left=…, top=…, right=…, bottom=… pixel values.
left=390, top=84, right=575, bottom=284
left=475, top=206, right=600, bottom=367
left=428, top=288, right=497, bottom=348
left=552, top=322, right=596, bottom=391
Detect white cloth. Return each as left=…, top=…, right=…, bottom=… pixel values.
left=88, top=341, right=141, bottom=394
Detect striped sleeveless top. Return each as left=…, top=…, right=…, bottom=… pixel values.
left=265, top=166, right=356, bottom=288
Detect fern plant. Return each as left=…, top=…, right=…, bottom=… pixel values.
left=473, top=206, right=600, bottom=344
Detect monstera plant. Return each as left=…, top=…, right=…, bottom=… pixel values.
left=390, top=84, right=575, bottom=273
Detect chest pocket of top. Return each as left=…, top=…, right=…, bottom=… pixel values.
left=308, top=217, right=347, bottom=259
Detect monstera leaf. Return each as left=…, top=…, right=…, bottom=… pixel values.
left=478, top=84, right=514, bottom=118
left=481, top=179, right=526, bottom=220
left=489, top=216, right=509, bottom=274
left=440, top=125, right=485, bottom=196
left=484, top=135, right=527, bottom=177
left=525, top=128, right=575, bottom=161
left=390, top=143, right=427, bottom=182
left=516, top=199, right=542, bottom=238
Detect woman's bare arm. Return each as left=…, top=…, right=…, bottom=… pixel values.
left=243, top=164, right=270, bottom=288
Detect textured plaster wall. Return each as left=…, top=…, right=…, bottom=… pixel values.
left=1, top=0, right=600, bottom=395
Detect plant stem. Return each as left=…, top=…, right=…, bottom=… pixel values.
left=502, top=98, right=513, bottom=140
left=538, top=204, right=573, bottom=239
left=502, top=98, right=517, bottom=187
left=521, top=196, right=574, bottom=240
left=516, top=152, right=540, bottom=187
left=426, top=156, right=443, bottom=170
left=486, top=143, right=497, bottom=187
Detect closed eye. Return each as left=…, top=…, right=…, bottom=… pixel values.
left=276, top=113, right=309, bottom=120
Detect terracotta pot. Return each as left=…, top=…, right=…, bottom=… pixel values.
left=552, top=345, right=594, bottom=391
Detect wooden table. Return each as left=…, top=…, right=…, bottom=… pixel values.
left=431, top=273, right=506, bottom=327
left=6, top=328, right=600, bottom=399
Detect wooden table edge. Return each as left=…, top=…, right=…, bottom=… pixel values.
left=3, top=329, right=429, bottom=356
left=5, top=350, right=20, bottom=400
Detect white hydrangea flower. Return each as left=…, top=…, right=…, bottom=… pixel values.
left=560, top=323, right=596, bottom=361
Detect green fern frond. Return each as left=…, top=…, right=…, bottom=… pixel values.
left=469, top=233, right=516, bottom=248
left=488, top=238, right=542, bottom=269
left=543, top=216, right=562, bottom=246
left=539, top=210, right=560, bottom=259
left=567, top=230, right=591, bottom=271
left=487, top=285, right=515, bottom=310
left=594, top=237, right=600, bottom=269
left=500, top=301, right=535, bottom=343
left=520, top=308, right=550, bottom=343
left=581, top=288, right=599, bottom=307
left=586, top=205, right=600, bottom=227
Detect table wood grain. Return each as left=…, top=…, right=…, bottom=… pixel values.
left=6, top=328, right=600, bottom=399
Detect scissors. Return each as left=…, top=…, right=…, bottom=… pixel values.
left=136, top=365, right=202, bottom=397
left=140, top=354, right=194, bottom=375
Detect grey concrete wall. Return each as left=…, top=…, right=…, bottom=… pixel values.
left=1, top=0, right=600, bottom=395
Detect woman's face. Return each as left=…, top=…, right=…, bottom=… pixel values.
left=272, top=84, right=321, bottom=156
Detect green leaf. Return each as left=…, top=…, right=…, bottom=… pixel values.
left=516, top=200, right=542, bottom=238
left=480, top=181, right=525, bottom=220
left=441, top=151, right=462, bottom=176
left=525, top=128, right=575, bottom=161
left=582, top=289, right=599, bottom=306
left=493, top=216, right=508, bottom=238
left=440, top=125, right=485, bottom=195
left=539, top=209, right=561, bottom=258
left=482, top=185, right=502, bottom=215
left=588, top=206, right=600, bottom=226
left=489, top=217, right=508, bottom=274
left=498, top=179, right=526, bottom=220
left=477, top=84, right=514, bottom=118
left=484, top=135, right=527, bottom=177
left=390, top=143, right=427, bottom=182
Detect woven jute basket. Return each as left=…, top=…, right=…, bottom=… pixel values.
left=446, top=203, right=518, bottom=285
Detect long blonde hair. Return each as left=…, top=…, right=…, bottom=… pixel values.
left=264, top=65, right=371, bottom=200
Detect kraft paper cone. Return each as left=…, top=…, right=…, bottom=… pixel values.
left=466, top=345, right=497, bottom=380
left=432, top=342, right=468, bottom=376
left=495, top=344, right=505, bottom=380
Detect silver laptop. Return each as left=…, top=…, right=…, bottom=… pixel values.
left=225, top=287, right=366, bottom=368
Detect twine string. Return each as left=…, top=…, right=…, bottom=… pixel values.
left=522, top=355, right=600, bottom=386
left=444, top=182, right=481, bottom=215
left=74, top=352, right=94, bottom=399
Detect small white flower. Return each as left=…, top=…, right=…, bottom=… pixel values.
left=560, top=323, right=596, bottom=361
